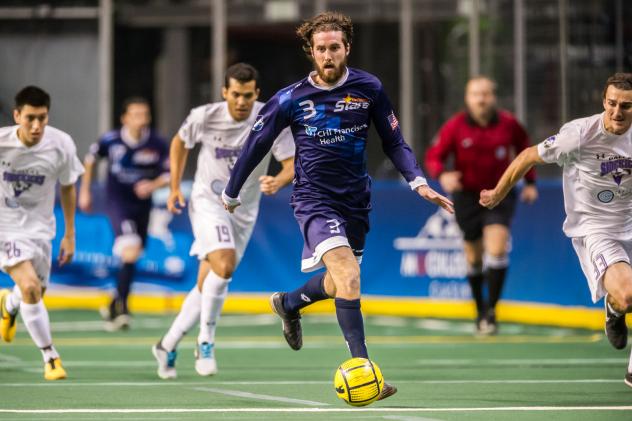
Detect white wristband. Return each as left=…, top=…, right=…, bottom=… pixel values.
left=221, top=189, right=241, bottom=207
left=409, top=176, right=428, bottom=190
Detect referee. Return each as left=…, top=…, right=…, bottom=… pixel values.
left=425, top=76, right=538, bottom=334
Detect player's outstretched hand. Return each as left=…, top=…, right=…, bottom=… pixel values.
left=259, top=175, right=282, bottom=196
left=134, top=179, right=155, bottom=200
left=479, top=189, right=501, bottom=209
left=78, top=190, right=92, bottom=213
left=520, top=184, right=538, bottom=204
left=58, top=236, right=75, bottom=266
left=416, top=185, right=454, bottom=213
left=167, top=189, right=186, bottom=214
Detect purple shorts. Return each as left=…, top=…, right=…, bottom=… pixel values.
left=106, top=202, right=151, bottom=256
left=291, top=196, right=370, bottom=272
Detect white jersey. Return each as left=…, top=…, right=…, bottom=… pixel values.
left=0, top=125, right=84, bottom=240
left=537, top=112, right=632, bottom=238
left=178, top=101, right=295, bottom=219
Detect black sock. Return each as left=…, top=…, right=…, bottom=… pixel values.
left=283, top=273, right=330, bottom=313
left=467, top=273, right=486, bottom=318
left=487, top=267, right=508, bottom=311
left=335, top=298, right=368, bottom=358
left=115, top=263, right=135, bottom=314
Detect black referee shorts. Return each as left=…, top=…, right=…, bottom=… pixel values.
left=453, top=189, right=517, bottom=242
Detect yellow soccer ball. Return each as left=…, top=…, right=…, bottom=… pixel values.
left=334, top=357, right=384, bottom=406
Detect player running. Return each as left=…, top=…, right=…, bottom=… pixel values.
left=79, top=97, right=170, bottom=331
left=222, top=12, right=453, bottom=400
left=479, top=73, right=632, bottom=387
left=152, top=63, right=295, bottom=379
left=0, top=86, right=84, bottom=380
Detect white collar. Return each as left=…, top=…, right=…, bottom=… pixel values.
left=307, top=67, right=350, bottom=91
left=121, top=126, right=150, bottom=148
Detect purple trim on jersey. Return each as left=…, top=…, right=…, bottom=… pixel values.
left=225, top=67, right=424, bottom=203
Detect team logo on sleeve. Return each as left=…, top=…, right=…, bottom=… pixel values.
left=334, top=94, right=369, bottom=112
left=387, top=112, right=399, bottom=131
left=252, top=115, right=265, bottom=132
left=542, top=135, right=556, bottom=148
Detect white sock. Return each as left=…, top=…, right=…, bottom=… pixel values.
left=20, top=301, right=59, bottom=362
left=5, top=285, right=21, bottom=315
left=198, top=270, right=229, bottom=345
left=161, top=287, right=202, bottom=351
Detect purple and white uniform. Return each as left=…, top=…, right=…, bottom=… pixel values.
left=225, top=67, right=427, bottom=272
left=0, top=125, right=84, bottom=285
left=86, top=127, right=169, bottom=255
left=538, top=113, right=632, bottom=302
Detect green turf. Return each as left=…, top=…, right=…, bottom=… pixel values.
left=0, top=310, right=630, bottom=420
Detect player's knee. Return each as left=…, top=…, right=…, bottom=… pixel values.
left=336, top=269, right=361, bottom=299
left=20, top=280, right=42, bottom=303
left=211, top=260, right=235, bottom=279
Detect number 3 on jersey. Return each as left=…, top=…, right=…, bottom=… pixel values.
left=299, top=100, right=316, bottom=120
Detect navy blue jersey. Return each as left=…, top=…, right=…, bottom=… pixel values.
left=225, top=68, right=425, bottom=204
left=89, top=127, right=169, bottom=207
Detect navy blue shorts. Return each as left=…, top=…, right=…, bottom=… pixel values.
left=106, top=203, right=151, bottom=254
left=291, top=195, right=370, bottom=273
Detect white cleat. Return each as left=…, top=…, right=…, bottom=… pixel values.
left=152, top=342, right=177, bottom=380
left=195, top=342, right=218, bottom=376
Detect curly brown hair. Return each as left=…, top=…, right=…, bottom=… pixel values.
left=603, top=72, right=632, bottom=98
left=296, top=11, right=354, bottom=56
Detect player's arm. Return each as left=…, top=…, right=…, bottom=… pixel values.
left=166, top=133, right=189, bottom=214
left=480, top=145, right=544, bottom=209
left=223, top=95, right=289, bottom=212
left=371, top=86, right=454, bottom=213
left=78, top=145, right=102, bottom=213
left=59, top=183, right=78, bottom=266
left=259, top=157, right=295, bottom=196
left=512, top=120, right=538, bottom=204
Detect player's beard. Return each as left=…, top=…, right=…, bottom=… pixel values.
left=315, top=59, right=347, bottom=85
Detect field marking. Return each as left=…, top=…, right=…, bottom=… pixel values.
left=1, top=357, right=625, bottom=370
left=414, top=357, right=627, bottom=366
left=0, top=379, right=623, bottom=387
left=6, top=334, right=603, bottom=347
left=1, top=406, right=632, bottom=414
left=193, top=386, right=329, bottom=406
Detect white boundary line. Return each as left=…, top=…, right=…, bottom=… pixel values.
left=193, top=387, right=329, bottom=406
left=1, top=406, right=632, bottom=413
left=0, top=379, right=623, bottom=387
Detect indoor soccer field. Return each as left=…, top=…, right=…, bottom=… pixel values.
left=0, top=310, right=630, bottom=420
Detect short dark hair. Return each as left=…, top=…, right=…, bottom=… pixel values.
left=296, top=11, right=354, bottom=57
left=14, top=86, right=51, bottom=111
left=121, top=96, right=150, bottom=115
left=603, top=73, right=632, bottom=98
left=224, top=63, right=259, bottom=88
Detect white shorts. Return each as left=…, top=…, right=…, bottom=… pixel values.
left=0, top=239, right=52, bottom=287
left=571, top=234, right=632, bottom=303
left=188, top=194, right=256, bottom=263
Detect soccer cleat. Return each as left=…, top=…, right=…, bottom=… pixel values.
left=0, top=289, right=18, bottom=342
left=377, top=382, right=397, bottom=401
left=44, top=358, right=67, bottom=381
left=101, top=306, right=132, bottom=332
left=485, top=310, right=498, bottom=335
left=269, top=292, right=302, bottom=350
left=152, top=341, right=177, bottom=380
left=475, top=317, right=489, bottom=336
left=625, top=372, right=632, bottom=389
left=604, top=295, right=628, bottom=350
left=194, top=342, right=217, bottom=376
